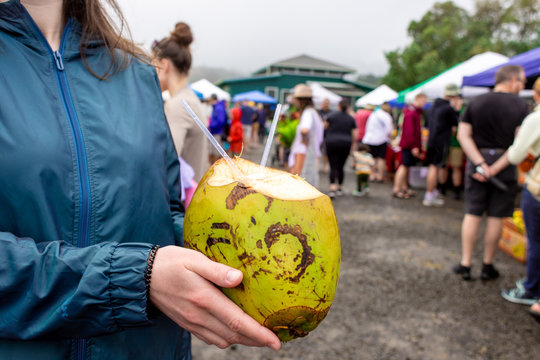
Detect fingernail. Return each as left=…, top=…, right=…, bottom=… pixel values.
left=226, top=270, right=242, bottom=283
left=269, top=341, right=281, bottom=351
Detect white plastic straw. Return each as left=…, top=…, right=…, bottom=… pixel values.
left=259, top=103, right=282, bottom=169
left=181, top=99, right=244, bottom=178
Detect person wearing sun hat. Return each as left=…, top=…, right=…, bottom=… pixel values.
left=288, top=84, right=325, bottom=187
left=423, top=83, right=463, bottom=206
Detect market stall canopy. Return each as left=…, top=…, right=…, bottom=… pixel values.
left=403, top=52, right=509, bottom=103
left=190, top=78, right=231, bottom=101
left=355, top=85, right=397, bottom=108
left=462, top=46, right=540, bottom=88
left=307, top=82, right=342, bottom=108
left=189, top=85, right=204, bottom=100
left=232, top=90, right=277, bottom=104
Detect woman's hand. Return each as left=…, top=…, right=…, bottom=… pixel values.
left=149, top=246, right=281, bottom=350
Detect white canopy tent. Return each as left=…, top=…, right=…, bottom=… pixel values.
left=355, top=84, right=397, bottom=108
left=404, top=52, right=509, bottom=103
left=190, top=78, right=231, bottom=102
left=307, top=82, right=342, bottom=108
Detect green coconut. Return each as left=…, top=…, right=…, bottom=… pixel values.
left=183, top=157, right=341, bottom=342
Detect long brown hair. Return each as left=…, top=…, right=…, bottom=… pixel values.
left=64, top=0, right=148, bottom=80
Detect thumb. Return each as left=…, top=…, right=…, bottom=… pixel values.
left=187, top=251, right=244, bottom=288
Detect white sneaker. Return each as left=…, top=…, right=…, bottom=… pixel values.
left=423, top=196, right=445, bottom=207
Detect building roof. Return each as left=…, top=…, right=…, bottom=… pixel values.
left=253, top=54, right=355, bottom=75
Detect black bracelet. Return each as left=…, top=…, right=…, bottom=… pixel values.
left=144, top=245, right=160, bottom=299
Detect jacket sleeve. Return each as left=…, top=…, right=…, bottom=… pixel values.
left=0, top=233, right=154, bottom=339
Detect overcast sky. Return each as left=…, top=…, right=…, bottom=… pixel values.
left=116, top=0, right=474, bottom=76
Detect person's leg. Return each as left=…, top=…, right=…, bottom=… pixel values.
left=483, top=216, right=503, bottom=265
left=336, top=144, right=350, bottom=189
left=426, top=165, right=438, bottom=193
left=460, top=214, right=482, bottom=267
left=392, top=165, right=404, bottom=193
left=362, top=174, right=370, bottom=192
left=376, top=158, right=386, bottom=181
left=424, top=164, right=445, bottom=206
left=326, top=143, right=339, bottom=192
left=522, top=188, right=540, bottom=296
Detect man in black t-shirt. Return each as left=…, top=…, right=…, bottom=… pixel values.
left=454, top=65, right=529, bottom=281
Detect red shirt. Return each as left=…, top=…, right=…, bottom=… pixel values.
left=399, top=105, right=423, bottom=150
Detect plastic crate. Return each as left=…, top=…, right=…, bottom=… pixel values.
left=408, top=166, right=428, bottom=189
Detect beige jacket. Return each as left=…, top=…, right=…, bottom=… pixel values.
left=508, top=104, right=540, bottom=199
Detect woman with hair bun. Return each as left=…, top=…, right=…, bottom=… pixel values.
left=153, top=22, right=209, bottom=182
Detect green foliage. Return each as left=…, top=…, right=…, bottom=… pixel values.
left=276, top=118, right=299, bottom=149
left=382, top=0, right=540, bottom=91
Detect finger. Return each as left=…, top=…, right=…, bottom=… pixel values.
left=185, top=250, right=244, bottom=288
left=203, top=289, right=281, bottom=350
left=189, top=317, right=272, bottom=349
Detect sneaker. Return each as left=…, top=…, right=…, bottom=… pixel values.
left=481, top=263, right=500, bottom=281
left=336, top=189, right=344, bottom=197
left=501, top=287, right=539, bottom=305
left=516, top=277, right=527, bottom=290
left=328, top=191, right=336, bottom=199
left=453, top=264, right=472, bottom=281
left=423, top=196, right=445, bottom=207
left=364, top=187, right=370, bottom=194
left=353, top=190, right=366, bottom=197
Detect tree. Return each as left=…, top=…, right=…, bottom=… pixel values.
left=382, top=0, right=540, bottom=91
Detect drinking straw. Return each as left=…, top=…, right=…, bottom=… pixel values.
left=181, top=99, right=244, bottom=179
left=259, top=103, right=282, bottom=169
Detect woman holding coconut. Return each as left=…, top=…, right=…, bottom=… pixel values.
left=0, top=0, right=280, bottom=358
left=288, top=84, right=325, bottom=187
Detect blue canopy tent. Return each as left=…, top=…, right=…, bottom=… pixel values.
left=232, top=90, right=277, bottom=104
left=189, top=85, right=204, bottom=100
left=462, top=46, right=540, bottom=88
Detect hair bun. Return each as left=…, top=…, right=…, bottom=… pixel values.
left=170, top=22, right=193, bottom=47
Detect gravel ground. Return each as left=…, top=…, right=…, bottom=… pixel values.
left=191, top=145, right=540, bottom=360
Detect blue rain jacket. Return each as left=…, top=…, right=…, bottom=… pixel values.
left=0, top=1, right=191, bottom=359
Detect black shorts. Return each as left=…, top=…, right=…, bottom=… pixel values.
left=369, top=143, right=387, bottom=159
left=464, top=159, right=518, bottom=217
left=426, top=145, right=448, bottom=167
left=400, top=149, right=418, bottom=167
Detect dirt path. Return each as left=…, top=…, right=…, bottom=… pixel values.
left=191, top=145, right=539, bottom=360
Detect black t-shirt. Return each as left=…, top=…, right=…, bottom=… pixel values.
left=426, top=98, right=459, bottom=148
left=324, top=110, right=356, bottom=144
left=461, top=92, right=528, bottom=149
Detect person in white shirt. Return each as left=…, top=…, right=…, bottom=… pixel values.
left=288, top=84, right=324, bottom=187
left=362, top=102, right=394, bottom=182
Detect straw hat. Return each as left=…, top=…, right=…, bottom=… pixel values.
left=293, top=84, right=312, bottom=98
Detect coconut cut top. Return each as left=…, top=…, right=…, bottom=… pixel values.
left=207, top=158, right=324, bottom=200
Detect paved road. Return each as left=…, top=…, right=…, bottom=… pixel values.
left=191, top=144, right=540, bottom=360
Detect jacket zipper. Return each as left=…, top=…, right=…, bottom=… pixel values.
left=22, top=11, right=91, bottom=360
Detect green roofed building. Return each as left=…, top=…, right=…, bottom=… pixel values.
left=217, top=54, right=374, bottom=105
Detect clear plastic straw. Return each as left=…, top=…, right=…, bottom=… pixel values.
left=259, top=103, right=282, bottom=169
left=181, top=99, right=244, bottom=179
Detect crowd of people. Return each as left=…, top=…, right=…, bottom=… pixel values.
left=1, top=1, right=539, bottom=358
